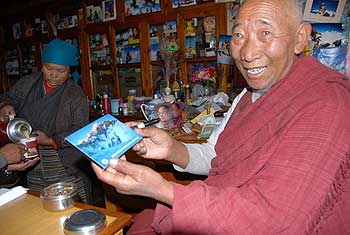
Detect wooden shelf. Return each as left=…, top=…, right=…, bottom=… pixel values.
left=3, top=0, right=247, bottom=99
left=116, top=63, right=141, bottom=68
left=90, top=65, right=113, bottom=70
left=185, top=56, right=217, bottom=63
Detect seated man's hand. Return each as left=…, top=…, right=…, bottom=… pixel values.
left=0, top=105, right=16, bottom=122
left=92, top=157, right=174, bottom=205
left=0, top=143, right=25, bottom=164
left=131, top=126, right=175, bottom=161
left=7, top=157, right=40, bottom=171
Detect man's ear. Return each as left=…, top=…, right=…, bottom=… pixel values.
left=294, top=22, right=312, bottom=55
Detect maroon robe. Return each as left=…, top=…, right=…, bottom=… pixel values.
left=129, top=56, right=350, bottom=235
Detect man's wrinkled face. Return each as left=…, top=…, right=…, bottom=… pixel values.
left=230, top=0, right=299, bottom=90
left=41, top=62, right=70, bottom=88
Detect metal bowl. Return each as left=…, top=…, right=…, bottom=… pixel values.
left=40, top=182, right=79, bottom=211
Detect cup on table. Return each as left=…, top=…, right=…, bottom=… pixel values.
left=110, top=99, right=120, bottom=115
left=20, top=136, right=39, bottom=159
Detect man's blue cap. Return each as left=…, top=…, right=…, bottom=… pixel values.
left=42, top=39, right=79, bottom=66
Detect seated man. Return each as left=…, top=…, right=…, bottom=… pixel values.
left=0, top=143, right=39, bottom=187
left=0, top=143, right=38, bottom=171
left=92, top=0, right=350, bottom=234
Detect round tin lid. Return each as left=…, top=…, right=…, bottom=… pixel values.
left=63, top=209, right=106, bottom=235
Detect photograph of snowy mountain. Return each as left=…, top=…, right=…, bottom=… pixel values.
left=65, top=114, right=142, bottom=169
left=303, top=0, right=346, bottom=23
left=310, top=23, right=343, bottom=49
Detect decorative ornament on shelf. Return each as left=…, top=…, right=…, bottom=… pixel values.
left=191, top=66, right=217, bottom=96
left=159, top=35, right=180, bottom=102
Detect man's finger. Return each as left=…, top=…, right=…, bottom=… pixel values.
left=111, top=158, right=145, bottom=180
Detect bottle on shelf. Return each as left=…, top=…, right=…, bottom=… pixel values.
left=127, top=89, right=136, bottom=114
left=102, top=93, right=111, bottom=114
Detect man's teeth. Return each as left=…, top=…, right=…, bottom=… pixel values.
left=247, top=67, right=266, bottom=74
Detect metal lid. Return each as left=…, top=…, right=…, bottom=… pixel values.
left=63, top=209, right=106, bottom=235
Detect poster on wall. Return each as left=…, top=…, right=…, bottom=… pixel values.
left=303, top=0, right=346, bottom=23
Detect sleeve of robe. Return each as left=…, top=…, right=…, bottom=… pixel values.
left=152, top=88, right=350, bottom=234
left=52, top=81, right=89, bottom=149
left=173, top=88, right=247, bottom=176
left=0, top=73, right=38, bottom=111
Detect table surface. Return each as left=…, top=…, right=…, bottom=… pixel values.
left=0, top=191, right=133, bottom=235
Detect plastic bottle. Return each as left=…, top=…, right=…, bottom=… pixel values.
left=127, top=89, right=136, bottom=114
left=102, top=94, right=111, bottom=114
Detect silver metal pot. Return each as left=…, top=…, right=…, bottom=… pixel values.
left=6, top=117, right=32, bottom=142
left=40, top=182, right=79, bottom=211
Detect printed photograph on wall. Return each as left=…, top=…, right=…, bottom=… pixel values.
left=185, top=37, right=196, bottom=58
left=313, top=45, right=347, bottom=74
left=125, top=0, right=161, bottom=16
left=310, top=23, right=346, bottom=74
left=102, top=0, right=117, bottom=21
left=310, top=23, right=343, bottom=49
left=303, top=0, right=346, bottom=23
left=217, top=35, right=234, bottom=64
left=172, top=0, right=197, bottom=8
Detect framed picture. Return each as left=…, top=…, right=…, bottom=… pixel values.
left=154, top=103, right=174, bottom=129
left=102, top=0, right=117, bottom=21
left=303, top=0, right=346, bottom=23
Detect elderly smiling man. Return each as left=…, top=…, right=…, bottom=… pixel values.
left=92, top=0, right=350, bottom=234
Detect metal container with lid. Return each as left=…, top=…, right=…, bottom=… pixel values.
left=40, top=182, right=79, bottom=211
left=63, top=209, right=107, bottom=235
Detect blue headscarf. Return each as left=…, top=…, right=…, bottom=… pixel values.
left=42, top=39, right=79, bottom=66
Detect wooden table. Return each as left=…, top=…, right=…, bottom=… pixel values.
left=0, top=191, right=133, bottom=235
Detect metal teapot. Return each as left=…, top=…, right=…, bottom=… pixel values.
left=0, top=116, right=32, bottom=143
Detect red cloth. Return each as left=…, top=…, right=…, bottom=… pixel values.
left=43, top=78, right=55, bottom=93
left=131, top=56, right=350, bottom=235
